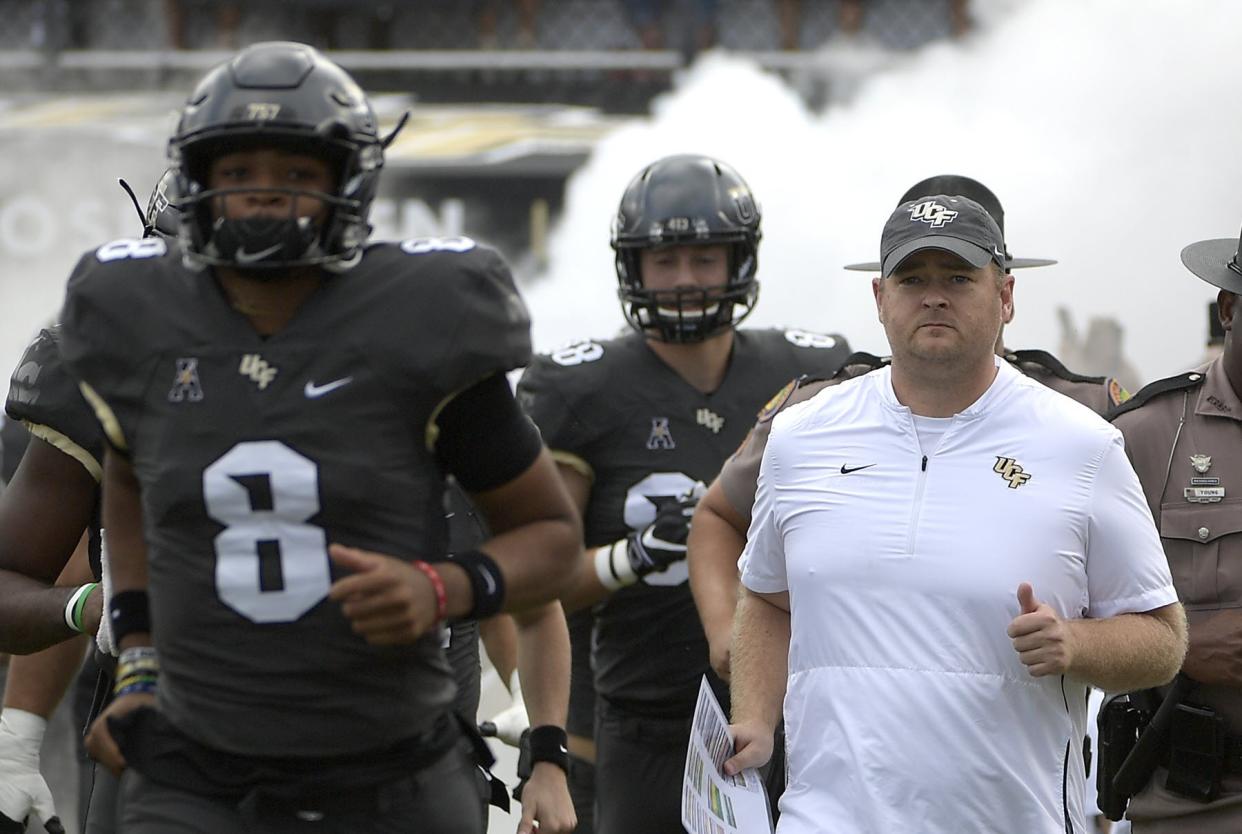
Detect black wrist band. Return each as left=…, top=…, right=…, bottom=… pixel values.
left=109, top=590, right=151, bottom=644
left=449, top=549, right=506, bottom=620
left=527, top=725, right=570, bottom=774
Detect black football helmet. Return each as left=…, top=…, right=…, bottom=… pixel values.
left=145, top=168, right=182, bottom=239
left=168, top=41, right=385, bottom=271
left=116, top=168, right=182, bottom=240
left=612, top=154, right=761, bottom=343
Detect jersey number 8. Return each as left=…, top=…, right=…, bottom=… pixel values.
left=203, top=441, right=330, bottom=623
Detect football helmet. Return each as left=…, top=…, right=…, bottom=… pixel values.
left=168, top=41, right=385, bottom=270
left=612, top=154, right=761, bottom=342
left=144, top=168, right=181, bottom=239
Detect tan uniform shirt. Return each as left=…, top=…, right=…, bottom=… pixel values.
left=1113, top=357, right=1242, bottom=833
left=719, top=352, right=1124, bottom=522
left=1007, top=350, right=1130, bottom=416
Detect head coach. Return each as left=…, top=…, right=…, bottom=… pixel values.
left=723, top=196, right=1188, bottom=833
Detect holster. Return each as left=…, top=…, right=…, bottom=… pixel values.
left=1100, top=675, right=1196, bottom=821
left=1097, top=693, right=1149, bottom=821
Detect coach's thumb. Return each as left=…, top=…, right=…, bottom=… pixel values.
left=1017, top=582, right=1040, bottom=614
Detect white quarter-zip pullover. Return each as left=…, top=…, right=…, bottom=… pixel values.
left=739, top=359, right=1177, bottom=834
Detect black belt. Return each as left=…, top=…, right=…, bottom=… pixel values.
left=110, top=706, right=460, bottom=803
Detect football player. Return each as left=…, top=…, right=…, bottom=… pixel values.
left=60, top=42, right=578, bottom=834
left=517, top=153, right=851, bottom=834
left=0, top=171, right=217, bottom=834
left=0, top=323, right=99, bottom=834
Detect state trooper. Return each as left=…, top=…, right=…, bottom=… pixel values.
left=1110, top=224, right=1242, bottom=833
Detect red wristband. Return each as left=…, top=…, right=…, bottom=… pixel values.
left=412, top=560, right=447, bottom=623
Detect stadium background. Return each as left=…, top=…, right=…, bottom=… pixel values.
left=1, top=0, right=1241, bottom=830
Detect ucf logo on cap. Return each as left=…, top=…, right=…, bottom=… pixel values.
left=908, top=200, right=959, bottom=228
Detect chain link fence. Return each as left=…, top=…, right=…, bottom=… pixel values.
left=0, top=0, right=959, bottom=62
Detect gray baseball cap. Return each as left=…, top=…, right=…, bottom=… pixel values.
left=846, top=175, right=1056, bottom=271
left=880, top=194, right=1007, bottom=278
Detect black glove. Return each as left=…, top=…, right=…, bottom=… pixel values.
left=626, top=488, right=703, bottom=578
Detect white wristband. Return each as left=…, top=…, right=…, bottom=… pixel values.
left=63, top=583, right=97, bottom=633
left=593, top=540, right=638, bottom=591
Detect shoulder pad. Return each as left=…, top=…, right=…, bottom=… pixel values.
left=7, top=325, right=105, bottom=477
left=831, top=351, right=890, bottom=380
left=1108, top=371, right=1206, bottom=420
left=1006, top=349, right=1105, bottom=385
left=7, top=327, right=60, bottom=414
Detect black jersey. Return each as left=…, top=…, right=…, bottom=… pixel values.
left=6, top=325, right=106, bottom=577
left=59, top=236, right=532, bottom=757
left=0, top=416, right=28, bottom=486
left=519, top=328, right=849, bottom=716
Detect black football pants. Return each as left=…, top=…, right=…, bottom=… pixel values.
left=116, top=742, right=485, bottom=834
left=593, top=701, right=689, bottom=834
left=567, top=753, right=595, bottom=834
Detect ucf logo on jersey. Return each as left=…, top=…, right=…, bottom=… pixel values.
left=993, top=456, right=1032, bottom=489
left=239, top=354, right=278, bottom=390
left=695, top=408, right=724, bottom=434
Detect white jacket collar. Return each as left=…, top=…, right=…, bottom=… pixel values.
left=878, top=355, right=1017, bottom=420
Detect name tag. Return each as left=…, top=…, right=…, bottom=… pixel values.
left=1184, top=487, right=1225, bottom=504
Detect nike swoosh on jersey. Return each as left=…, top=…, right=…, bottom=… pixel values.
left=839, top=463, right=876, bottom=474
left=235, top=243, right=283, bottom=264
left=303, top=377, right=353, bottom=398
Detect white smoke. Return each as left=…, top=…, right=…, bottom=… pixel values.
left=528, top=0, right=1241, bottom=382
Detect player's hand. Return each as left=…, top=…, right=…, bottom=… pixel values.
left=516, top=762, right=576, bottom=834
left=627, top=486, right=704, bottom=577
left=0, top=709, right=64, bottom=834
left=1007, top=582, right=1076, bottom=677
left=722, top=719, right=774, bottom=776
left=328, top=545, right=440, bottom=645
left=84, top=693, right=156, bottom=778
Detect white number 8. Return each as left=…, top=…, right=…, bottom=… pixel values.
left=95, top=238, right=167, bottom=263
left=784, top=329, right=837, bottom=349
left=203, top=441, right=330, bottom=623
left=400, top=236, right=477, bottom=255
left=550, top=340, right=604, bottom=367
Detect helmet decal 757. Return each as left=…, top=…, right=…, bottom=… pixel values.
left=612, top=154, right=762, bottom=343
